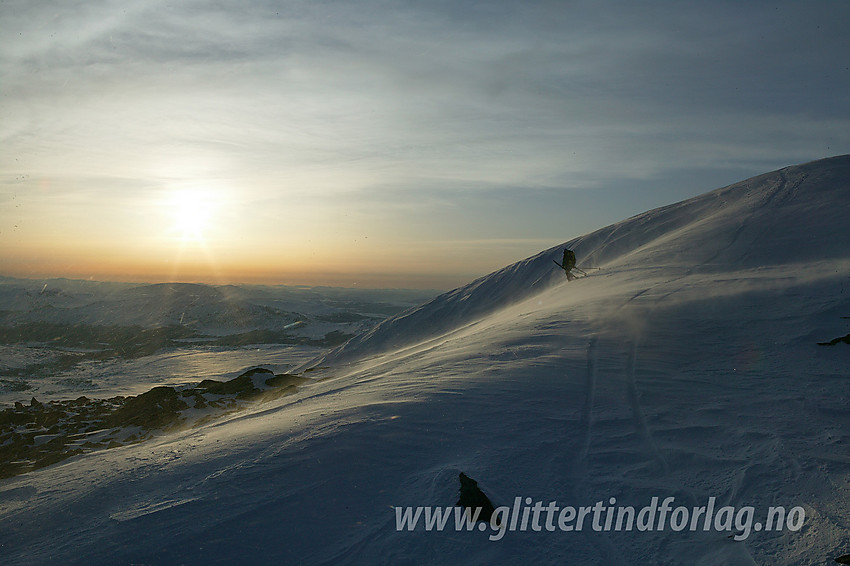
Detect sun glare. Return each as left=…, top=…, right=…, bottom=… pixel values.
left=170, top=189, right=214, bottom=242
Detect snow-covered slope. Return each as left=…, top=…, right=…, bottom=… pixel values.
left=0, top=156, right=849, bottom=565
left=311, top=155, right=850, bottom=369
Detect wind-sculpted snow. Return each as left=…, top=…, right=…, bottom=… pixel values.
left=577, top=154, right=850, bottom=270
left=307, top=250, right=568, bottom=367
left=312, top=155, right=850, bottom=368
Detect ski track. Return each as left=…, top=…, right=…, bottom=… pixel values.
left=566, top=335, right=628, bottom=564
left=578, top=336, right=597, bottom=463
left=625, top=340, right=669, bottom=476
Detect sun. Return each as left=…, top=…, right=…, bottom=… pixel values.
left=169, top=189, right=214, bottom=242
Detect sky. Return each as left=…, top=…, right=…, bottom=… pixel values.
left=1, top=0, right=848, bottom=289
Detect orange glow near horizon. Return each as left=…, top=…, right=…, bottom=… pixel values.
left=0, top=181, right=555, bottom=290
left=0, top=240, right=497, bottom=289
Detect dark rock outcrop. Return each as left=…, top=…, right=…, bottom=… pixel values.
left=456, top=472, right=497, bottom=524
left=0, top=366, right=309, bottom=480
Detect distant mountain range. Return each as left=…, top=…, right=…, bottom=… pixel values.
left=0, top=278, right=437, bottom=335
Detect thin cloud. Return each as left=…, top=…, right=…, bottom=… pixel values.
left=1, top=0, right=848, bottom=284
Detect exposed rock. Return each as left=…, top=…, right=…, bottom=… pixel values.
left=0, top=366, right=311, bottom=480
left=456, top=472, right=497, bottom=524
left=818, top=333, right=850, bottom=346
left=264, top=373, right=308, bottom=388
left=105, top=386, right=188, bottom=430
left=196, top=373, right=258, bottom=398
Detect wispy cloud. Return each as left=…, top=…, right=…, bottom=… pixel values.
left=1, top=0, right=848, bottom=285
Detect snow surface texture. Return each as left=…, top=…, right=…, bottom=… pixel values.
left=0, top=156, right=849, bottom=565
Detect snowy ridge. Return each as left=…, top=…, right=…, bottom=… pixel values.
left=310, top=155, right=850, bottom=369
left=305, top=249, right=566, bottom=368
left=576, top=154, right=850, bottom=270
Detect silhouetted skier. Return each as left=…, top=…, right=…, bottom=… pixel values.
left=562, top=249, right=576, bottom=272
left=554, top=248, right=584, bottom=280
